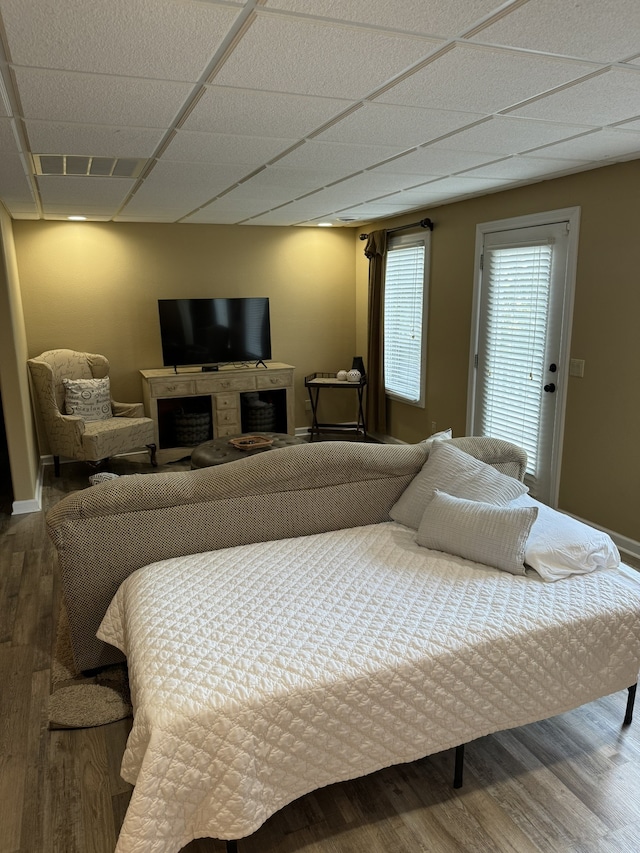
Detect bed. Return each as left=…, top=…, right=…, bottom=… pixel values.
left=98, top=520, right=640, bottom=853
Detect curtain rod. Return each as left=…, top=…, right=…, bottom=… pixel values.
left=359, top=217, right=434, bottom=241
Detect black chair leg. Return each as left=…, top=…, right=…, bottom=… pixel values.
left=54, top=455, right=60, bottom=477
left=226, top=842, right=238, bottom=853
left=147, top=443, right=157, bottom=467
left=624, top=683, right=637, bottom=726
left=453, top=743, right=465, bottom=788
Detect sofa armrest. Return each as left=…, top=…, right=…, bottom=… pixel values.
left=47, top=412, right=86, bottom=458
left=448, top=436, right=527, bottom=482
left=112, top=400, right=145, bottom=418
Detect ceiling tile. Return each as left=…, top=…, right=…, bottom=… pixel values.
left=371, top=146, right=501, bottom=176
left=114, top=213, right=186, bottom=222
left=0, top=153, right=36, bottom=206
left=161, top=130, right=296, bottom=165
left=14, top=67, right=194, bottom=127
left=25, top=120, right=164, bottom=158
left=243, top=210, right=313, bottom=226
left=36, top=174, right=136, bottom=208
left=182, top=197, right=276, bottom=224
left=0, top=119, right=36, bottom=209
left=529, top=128, right=640, bottom=162
left=0, top=73, right=11, bottom=118
left=315, top=103, right=486, bottom=147
left=1, top=0, right=639, bottom=224
left=122, top=161, right=251, bottom=213
left=324, top=171, right=432, bottom=200
left=420, top=174, right=515, bottom=195
left=469, top=0, right=640, bottom=63
left=460, top=155, right=590, bottom=180
left=213, top=12, right=443, bottom=99
left=217, top=167, right=340, bottom=202
left=429, top=116, right=593, bottom=155
left=182, top=86, right=353, bottom=138
left=0, top=116, right=20, bottom=154
left=263, top=0, right=503, bottom=37
left=334, top=200, right=419, bottom=216
left=1, top=0, right=243, bottom=82
left=375, top=43, right=596, bottom=113
left=616, top=117, right=640, bottom=131
left=508, top=68, right=640, bottom=126
left=273, top=139, right=405, bottom=174
left=42, top=212, right=114, bottom=221
left=182, top=209, right=253, bottom=225
left=6, top=207, right=39, bottom=219
left=384, top=186, right=462, bottom=204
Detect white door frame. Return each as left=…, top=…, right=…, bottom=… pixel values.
left=466, top=206, right=581, bottom=507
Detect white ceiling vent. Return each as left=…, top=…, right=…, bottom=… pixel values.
left=34, top=155, right=146, bottom=178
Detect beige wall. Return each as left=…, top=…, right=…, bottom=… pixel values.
left=8, top=160, right=640, bottom=541
left=355, top=159, right=640, bottom=542
left=13, top=221, right=358, bottom=431
left=0, top=208, right=40, bottom=507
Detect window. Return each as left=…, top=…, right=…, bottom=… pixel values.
left=383, top=230, right=430, bottom=406
left=477, top=240, right=553, bottom=477
left=468, top=208, right=579, bottom=506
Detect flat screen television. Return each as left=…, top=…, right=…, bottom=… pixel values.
left=158, top=297, right=271, bottom=369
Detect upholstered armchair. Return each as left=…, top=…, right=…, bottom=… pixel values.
left=28, top=349, right=157, bottom=476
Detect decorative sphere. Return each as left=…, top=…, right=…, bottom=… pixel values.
left=347, top=369, right=361, bottom=383
left=336, top=369, right=348, bottom=381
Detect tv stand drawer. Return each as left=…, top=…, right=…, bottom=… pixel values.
left=149, top=378, right=196, bottom=397
left=198, top=375, right=256, bottom=393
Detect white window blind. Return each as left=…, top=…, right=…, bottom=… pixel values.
left=383, top=231, right=429, bottom=405
left=478, top=241, right=553, bottom=476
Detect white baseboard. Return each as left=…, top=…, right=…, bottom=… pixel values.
left=12, top=458, right=44, bottom=515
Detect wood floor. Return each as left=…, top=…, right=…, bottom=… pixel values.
left=1, top=454, right=640, bottom=853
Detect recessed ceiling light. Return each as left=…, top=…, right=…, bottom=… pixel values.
left=67, top=215, right=87, bottom=221
left=317, top=222, right=332, bottom=227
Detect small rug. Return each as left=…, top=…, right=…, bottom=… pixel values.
left=49, top=606, right=132, bottom=729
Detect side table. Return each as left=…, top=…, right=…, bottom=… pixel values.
left=305, top=373, right=367, bottom=441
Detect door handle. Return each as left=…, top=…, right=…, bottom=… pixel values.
left=544, top=383, right=556, bottom=393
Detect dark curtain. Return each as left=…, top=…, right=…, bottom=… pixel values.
left=364, top=230, right=387, bottom=435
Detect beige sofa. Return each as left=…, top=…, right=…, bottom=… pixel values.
left=46, top=436, right=526, bottom=672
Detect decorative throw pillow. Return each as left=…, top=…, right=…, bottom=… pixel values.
left=390, top=440, right=529, bottom=530
left=511, top=495, right=621, bottom=581
left=63, top=377, right=112, bottom=421
left=417, top=490, right=538, bottom=576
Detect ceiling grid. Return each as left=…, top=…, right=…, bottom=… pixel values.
left=0, top=0, right=638, bottom=225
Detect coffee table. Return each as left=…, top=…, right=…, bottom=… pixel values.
left=190, top=432, right=306, bottom=469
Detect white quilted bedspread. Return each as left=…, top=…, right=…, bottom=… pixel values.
left=98, top=522, right=640, bottom=853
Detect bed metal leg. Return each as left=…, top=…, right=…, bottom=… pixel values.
left=624, top=683, right=637, bottom=726
left=453, top=743, right=465, bottom=788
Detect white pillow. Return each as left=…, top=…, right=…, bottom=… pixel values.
left=512, top=495, right=621, bottom=581
left=390, top=440, right=529, bottom=530
left=420, top=427, right=452, bottom=452
left=63, top=377, right=112, bottom=421
left=417, top=490, right=538, bottom=576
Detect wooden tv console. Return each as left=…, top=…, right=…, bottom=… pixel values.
left=140, top=363, right=295, bottom=450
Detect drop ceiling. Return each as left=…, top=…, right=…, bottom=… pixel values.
left=1, top=0, right=639, bottom=227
